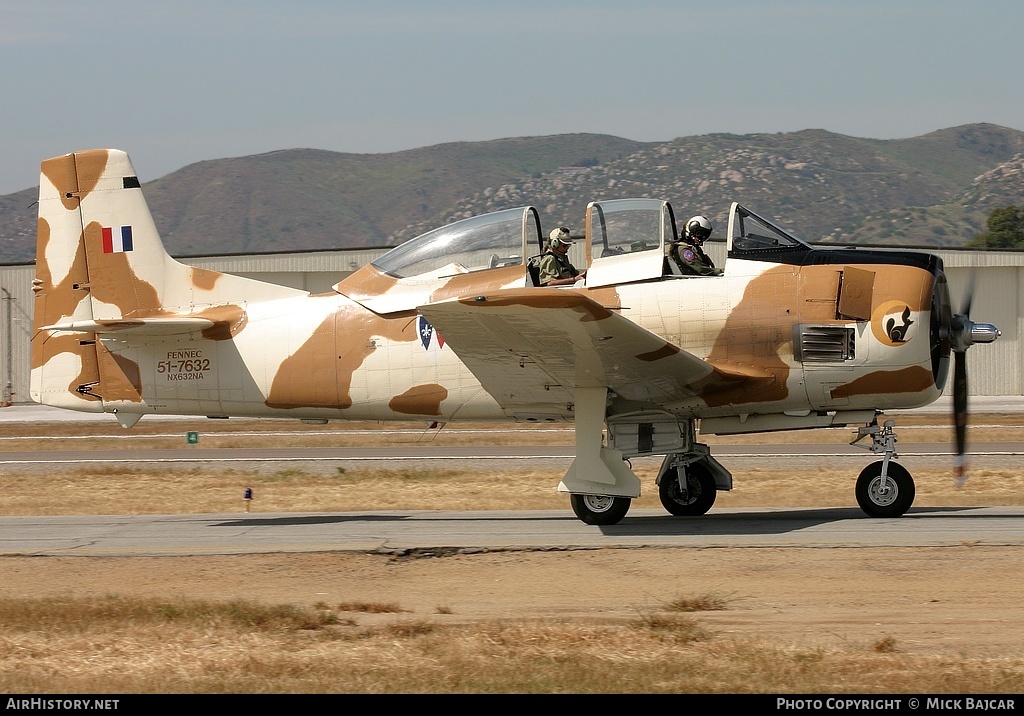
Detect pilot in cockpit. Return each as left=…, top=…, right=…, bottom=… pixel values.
left=539, top=227, right=587, bottom=286
left=668, top=215, right=722, bottom=276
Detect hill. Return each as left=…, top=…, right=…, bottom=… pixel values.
left=428, top=124, right=1024, bottom=250
left=2, top=124, right=1022, bottom=264
left=0, top=134, right=648, bottom=263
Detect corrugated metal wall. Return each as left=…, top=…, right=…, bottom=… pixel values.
left=184, top=248, right=389, bottom=294
left=2, top=246, right=1021, bottom=406
left=0, top=266, right=34, bottom=405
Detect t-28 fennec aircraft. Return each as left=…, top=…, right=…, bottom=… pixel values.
left=31, top=149, right=1001, bottom=525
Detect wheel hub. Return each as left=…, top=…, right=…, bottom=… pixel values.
left=868, top=477, right=898, bottom=507
left=582, top=494, right=615, bottom=513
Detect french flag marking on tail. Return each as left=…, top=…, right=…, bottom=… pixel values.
left=102, top=226, right=134, bottom=254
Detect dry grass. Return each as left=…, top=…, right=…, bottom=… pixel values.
left=2, top=595, right=1023, bottom=694
left=664, top=591, right=731, bottom=612
left=1, top=461, right=1021, bottom=516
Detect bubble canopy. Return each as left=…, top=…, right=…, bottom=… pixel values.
left=371, top=207, right=542, bottom=280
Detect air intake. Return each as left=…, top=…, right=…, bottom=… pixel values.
left=794, top=325, right=855, bottom=362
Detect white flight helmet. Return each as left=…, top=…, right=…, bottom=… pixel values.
left=684, top=215, right=713, bottom=245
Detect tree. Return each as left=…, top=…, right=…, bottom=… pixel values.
left=966, top=205, right=1024, bottom=248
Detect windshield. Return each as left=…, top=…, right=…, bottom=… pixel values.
left=372, top=207, right=540, bottom=279
left=729, top=204, right=810, bottom=252
left=588, top=198, right=676, bottom=259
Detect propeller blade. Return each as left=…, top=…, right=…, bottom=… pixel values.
left=952, top=349, right=968, bottom=487
left=960, top=271, right=975, bottom=319
left=950, top=267, right=977, bottom=487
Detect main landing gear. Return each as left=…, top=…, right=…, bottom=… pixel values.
left=569, top=456, right=721, bottom=526
left=570, top=494, right=632, bottom=525
left=658, top=461, right=717, bottom=516
left=567, top=449, right=726, bottom=526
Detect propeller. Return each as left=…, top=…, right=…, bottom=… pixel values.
left=947, top=273, right=1000, bottom=486
left=951, top=337, right=968, bottom=486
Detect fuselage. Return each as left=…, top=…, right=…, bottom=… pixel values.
left=29, top=150, right=949, bottom=427
left=39, top=247, right=944, bottom=424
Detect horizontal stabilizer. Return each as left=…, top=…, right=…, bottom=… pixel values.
left=39, top=317, right=216, bottom=335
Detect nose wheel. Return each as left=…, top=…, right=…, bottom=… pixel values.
left=855, top=461, right=915, bottom=517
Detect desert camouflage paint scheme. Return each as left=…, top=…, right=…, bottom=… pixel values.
left=31, top=150, right=999, bottom=525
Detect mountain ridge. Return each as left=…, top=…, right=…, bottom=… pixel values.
left=2, top=124, right=1022, bottom=264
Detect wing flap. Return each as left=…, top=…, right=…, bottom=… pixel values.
left=419, top=289, right=740, bottom=414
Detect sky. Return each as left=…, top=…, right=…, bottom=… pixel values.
left=2, top=0, right=1022, bottom=195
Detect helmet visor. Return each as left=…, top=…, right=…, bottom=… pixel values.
left=688, top=222, right=711, bottom=241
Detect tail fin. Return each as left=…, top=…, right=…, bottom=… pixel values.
left=31, top=149, right=303, bottom=417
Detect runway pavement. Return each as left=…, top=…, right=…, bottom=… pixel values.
left=2, top=506, right=1022, bottom=557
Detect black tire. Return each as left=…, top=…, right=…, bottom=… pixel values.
left=855, top=461, right=915, bottom=517
left=659, top=462, right=717, bottom=516
left=569, top=494, right=631, bottom=525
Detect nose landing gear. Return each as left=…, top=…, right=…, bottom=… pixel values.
left=851, top=419, right=916, bottom=517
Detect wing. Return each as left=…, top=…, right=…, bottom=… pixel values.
left=418, top=288, right=762, bottom=418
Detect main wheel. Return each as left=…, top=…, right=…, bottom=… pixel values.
left=659, top=462, right=717, bottom=516
left=855, top=461, right=915, bottom=517
left=569, top=494, right=631, bottom=525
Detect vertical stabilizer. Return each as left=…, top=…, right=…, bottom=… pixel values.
left=31, top=149, right=307, bottom=414
left=31, top=150, right=229, bottom=412
left=54, top=149, right=182, bottom=320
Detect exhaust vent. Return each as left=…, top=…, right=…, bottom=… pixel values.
left=794, top=325, right=855, bottom=362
